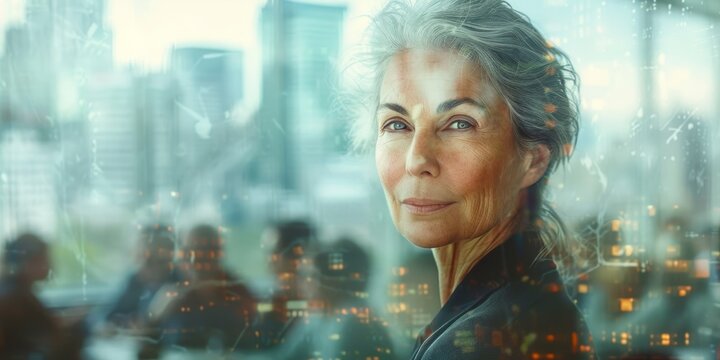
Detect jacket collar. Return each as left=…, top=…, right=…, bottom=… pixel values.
left=411, top=232, right=554, bottom=358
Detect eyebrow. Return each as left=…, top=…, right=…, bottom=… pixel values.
left=378, top=97, right=486, bottom=116
left=437, top=97, right=486, bottom=113
left=378, top=103, right=409, bottom=116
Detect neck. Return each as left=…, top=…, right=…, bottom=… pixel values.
left=432, top=210, right=523, bottom=304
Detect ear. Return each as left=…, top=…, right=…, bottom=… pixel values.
left=520, top=144, right=551, bottom=189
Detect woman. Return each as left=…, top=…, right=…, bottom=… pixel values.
left=350, top=0, right=595, bottom=358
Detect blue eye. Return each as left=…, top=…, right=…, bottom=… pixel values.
left=448, top=119, right=474, bottom=130
left=384, top=120, right=408, bottom=131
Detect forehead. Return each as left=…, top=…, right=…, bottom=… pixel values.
left=379, top=48, right=495, bottom=105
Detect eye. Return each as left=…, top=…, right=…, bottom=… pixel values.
left=447, top=117, right=475, bottom=130
left=382, top=119, right=409, bottom=131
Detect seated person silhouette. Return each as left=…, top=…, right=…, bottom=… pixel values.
left=0, top=232, right=83, bottom=359
left=152, top=224, right=257, bottom=352
left=102, top=224, right=181, bottom=330
left=252, top=220, right=317, bottom=349
left=275, top=237, right=395, bottom=359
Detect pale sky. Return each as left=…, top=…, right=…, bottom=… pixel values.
left=107, top=0, right=385, bottom=110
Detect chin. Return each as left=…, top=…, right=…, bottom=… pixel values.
left=399, top=224, right=455, bottom=249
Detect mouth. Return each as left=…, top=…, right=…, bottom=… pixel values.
left=401, top=198, right=455, bottom=215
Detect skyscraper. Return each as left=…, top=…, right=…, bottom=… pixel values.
left=83, top=70, right=141, bottom=208
left=135, top=73, right=178, bottom=202
left=680, top=117, right=711, bottom=216
left=0, top=126, right=58, bottom=238
left=258, top=0, right=347, bottom=191
left=2, top=24, right=55, bottom=128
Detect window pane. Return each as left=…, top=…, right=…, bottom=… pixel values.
left=0, top=0, right=718, bottom=358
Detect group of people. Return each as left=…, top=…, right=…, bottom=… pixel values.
left=0, top=220, right=395, bottom=359
left=96, top=223, right=258, bottom=355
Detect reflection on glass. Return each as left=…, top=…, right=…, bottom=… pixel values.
left=0, top=0, right=717, bottom=358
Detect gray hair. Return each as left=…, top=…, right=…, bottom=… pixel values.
left=346, top=0, right=581, bottom=276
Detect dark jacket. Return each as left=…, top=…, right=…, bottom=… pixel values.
left=104, top=269, right=183, bottom=327
left=279, top=300, right=394, bottom=360
left=411, top=234, right=595, bottom=360
left=157, top=279, right=258, bottom=350
left=0, top=277, right=58, bottom=359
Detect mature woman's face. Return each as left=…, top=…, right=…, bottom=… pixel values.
left=375, top=48, right=540, bottom=248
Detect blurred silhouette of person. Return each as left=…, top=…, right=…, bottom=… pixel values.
left=102, top=224, right=181, bottom=330
left=151, top=224, right=258, bottom=352
left=251, top=220, right=318, bottom=349
left=277, top=237, right=395, bottom=359
left=177, top=224, right=237, bottom=283
left=265, top=220, right=317, bottom=301
left=0, top=232, right=83, bottom=359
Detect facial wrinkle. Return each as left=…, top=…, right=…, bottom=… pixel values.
left=433, top=208, right=522, bottom=304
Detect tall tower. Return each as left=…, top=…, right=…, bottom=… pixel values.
left=680, top=116, right=711, bottom=216
left=258, top=0, right=346, bottom=191
left=0, top=127, right=58, bottom=238
left=2, top=0, right=56, bottom=128
left=135, top=73, right=178, bottom=202
left=82, top=70, right=141, bottom=208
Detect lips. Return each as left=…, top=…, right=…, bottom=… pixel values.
left=401, top=198, right=455, bottom=215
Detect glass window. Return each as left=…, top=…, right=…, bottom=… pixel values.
left=0, top=0, right=717, bottom=358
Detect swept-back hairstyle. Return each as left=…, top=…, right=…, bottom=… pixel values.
left=347, top=0, right=581, bottom=276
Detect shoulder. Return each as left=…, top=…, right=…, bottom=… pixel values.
left=423, top=271, right=594, bottom=359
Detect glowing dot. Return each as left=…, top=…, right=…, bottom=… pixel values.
left=544, top=103, right=557, bottom=113
left=562, top=143, right=573, bottom=156
left=545, top=119, right=556, bottom=129
left=546, top=66, right=557, bottom=76
left=544, top=53, right=556, bottom=62
left=619, top=298, right=634, bottom=312
left=647, top=205, right=657, bottom=217
left=660, top=333, right=670, bottom=346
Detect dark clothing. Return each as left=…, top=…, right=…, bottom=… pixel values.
left=411, top=234, right=595, bottom=360
left=282, top=309, right=394, bottom=360
left=105, top=269, right=182, bottom=327
left=0, top=277, right=58, bottom=359
left=157, top=280, right=258, bottom=351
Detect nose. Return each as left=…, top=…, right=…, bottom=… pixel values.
left=406, top=130, right=440, bottom=177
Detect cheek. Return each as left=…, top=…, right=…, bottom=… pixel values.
left=375, top=142, right=404, bottom=193
left=453, top=144, right=502, bottom=190
left=454, top=144, right=522, bottom=219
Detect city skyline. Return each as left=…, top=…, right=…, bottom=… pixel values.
left=0, top=0, right=718, bottom=358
